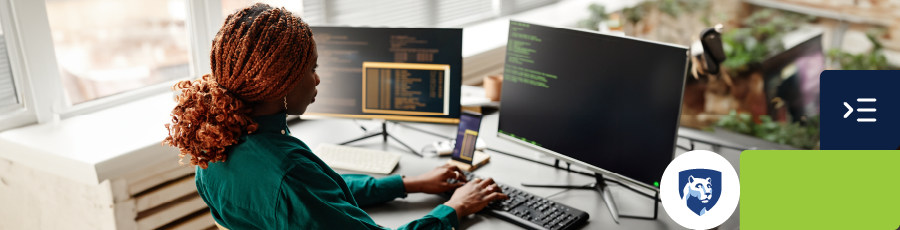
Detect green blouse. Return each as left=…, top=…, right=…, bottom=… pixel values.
left=195, top=113, right=459, bottom=229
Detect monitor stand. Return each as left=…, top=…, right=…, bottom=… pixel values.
left=339, top=120, right=422, bottom=157
left=521, top=173, right=659, bottom=224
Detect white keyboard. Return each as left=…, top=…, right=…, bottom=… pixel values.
left=313, top=143, right=402, bottom=174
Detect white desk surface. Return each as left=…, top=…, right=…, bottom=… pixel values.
left=289, top=114, right=742, bottom=230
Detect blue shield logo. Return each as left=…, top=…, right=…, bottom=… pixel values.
left=679, top=169, right=722, bottom=216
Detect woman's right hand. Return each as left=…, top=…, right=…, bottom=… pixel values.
left=443, top=177, right=510, bottom=219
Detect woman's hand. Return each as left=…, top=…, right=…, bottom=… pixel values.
left=402, top=164, right=468, bottom=194
left=443, top=177, right=509, bottom=219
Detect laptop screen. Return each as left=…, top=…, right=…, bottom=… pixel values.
left=451, top=112, right=482, bottom=165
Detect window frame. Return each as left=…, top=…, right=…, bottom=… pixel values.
left=0, top=0, right=220, bottom=131
left=0, top=0, right=52, bottom=131
left=186, top=0, right=223, bottom=82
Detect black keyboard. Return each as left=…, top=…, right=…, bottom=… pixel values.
left=440, top=171, right=589, bottom=230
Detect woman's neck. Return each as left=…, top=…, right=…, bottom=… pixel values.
left=248, top=101, right=286, bottom=117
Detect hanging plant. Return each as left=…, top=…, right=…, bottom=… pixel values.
left=578, top=4, right=609, bottom=31
left=720, top=9, right=816, bottom=75
left=827, top=31, right=895, bottom=70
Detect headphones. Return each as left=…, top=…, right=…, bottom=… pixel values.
left=699, top=24, right=727, bottom=74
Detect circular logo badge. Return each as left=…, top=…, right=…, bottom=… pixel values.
left=660, top=150, right=740, bottom=229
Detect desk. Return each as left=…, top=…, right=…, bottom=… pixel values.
left=289, top=114, right=740, bottom=230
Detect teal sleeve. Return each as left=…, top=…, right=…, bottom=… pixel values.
left=341, top=174, right=408, bottom=206
left=280, top=163, right=460, bottom=230
left=396, top=204, right=460, bottom=230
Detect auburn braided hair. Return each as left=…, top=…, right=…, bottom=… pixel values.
left=163, top=3, right=315, bottom=169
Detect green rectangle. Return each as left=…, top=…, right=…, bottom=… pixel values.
left=741, top=150, right=900, bottom=229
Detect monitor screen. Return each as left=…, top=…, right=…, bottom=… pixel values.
left=497, top=21, right=688, bottom=189
left=452, top=112, right=483, bottom=165
left=305, top=27, right=462, bottom=123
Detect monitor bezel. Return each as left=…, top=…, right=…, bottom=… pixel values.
left=496, top=20, right=691, bottom=192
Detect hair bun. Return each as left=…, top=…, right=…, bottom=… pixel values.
left=163, top=74, right=257, bottom=169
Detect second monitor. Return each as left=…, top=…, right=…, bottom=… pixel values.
left=496, top=21, right=688, bottom=223
left=306, top=27, right=462, bottom=124
left=498, top=21, right=688, bottom=190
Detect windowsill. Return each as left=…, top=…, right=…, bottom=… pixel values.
left=0, top=92, right=178, bottom=185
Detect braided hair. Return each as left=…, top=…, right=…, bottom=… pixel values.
left=163, top=3, right=315, bottom=169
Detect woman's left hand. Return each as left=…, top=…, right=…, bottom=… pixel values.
left=403, top=164, right=468, bottom=194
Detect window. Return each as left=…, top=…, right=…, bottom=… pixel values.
left=221, top=0, right=559, bottom=28
left=305, top=0, right=432, bottom=27
left=0, top=17, right=18, bottom=114
left=44, top=0, right=191, bottom=105
left=222, top=0, right=303, bottom=18
left=436, top=0, right=497, bottom=27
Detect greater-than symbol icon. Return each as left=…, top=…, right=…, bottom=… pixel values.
left=844, top=102, right=853, bottom=118
left=845, top=98, right=877, bottom=122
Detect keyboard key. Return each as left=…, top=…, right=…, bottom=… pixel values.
left=559, top=217, right=572, bottom=227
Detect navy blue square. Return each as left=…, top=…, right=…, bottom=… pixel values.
left=820, top=70, right=900, bottom=150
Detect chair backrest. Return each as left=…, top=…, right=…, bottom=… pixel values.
left=215, top=221, right=230, bottom=230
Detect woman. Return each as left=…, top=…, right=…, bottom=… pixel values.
left=163, top=3, right=507, bottom=230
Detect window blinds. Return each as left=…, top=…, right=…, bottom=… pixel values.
left=0, top=35, right=19, bottom=114
left=302, top=0, right=559, bottom=28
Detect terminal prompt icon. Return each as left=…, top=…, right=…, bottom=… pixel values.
left=843, top=98, right=876, bottom=122
left=821, top=70, right=899, bottom=150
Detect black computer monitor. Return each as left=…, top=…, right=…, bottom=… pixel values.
left=305, top=27, right=462, bottom=124
left=497, top=21, right=688, bottom=190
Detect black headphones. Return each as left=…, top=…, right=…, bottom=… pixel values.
left=699, top=25, right=727, bottom=74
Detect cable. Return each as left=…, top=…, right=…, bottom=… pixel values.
left=351, top=119, right=368, bottom=132
left=420, top=144, right=437, bottom=155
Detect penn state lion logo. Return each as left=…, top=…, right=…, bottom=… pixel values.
left=683, top=176, right=712, bottom=207
left=660, top=150, right=740, bottom=229
left=679, top=169, right=721, bottom=216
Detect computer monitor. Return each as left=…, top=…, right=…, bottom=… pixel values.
left=497, top=21, right=689, bottom=191
left=304, top=27, right=463, bottom=124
